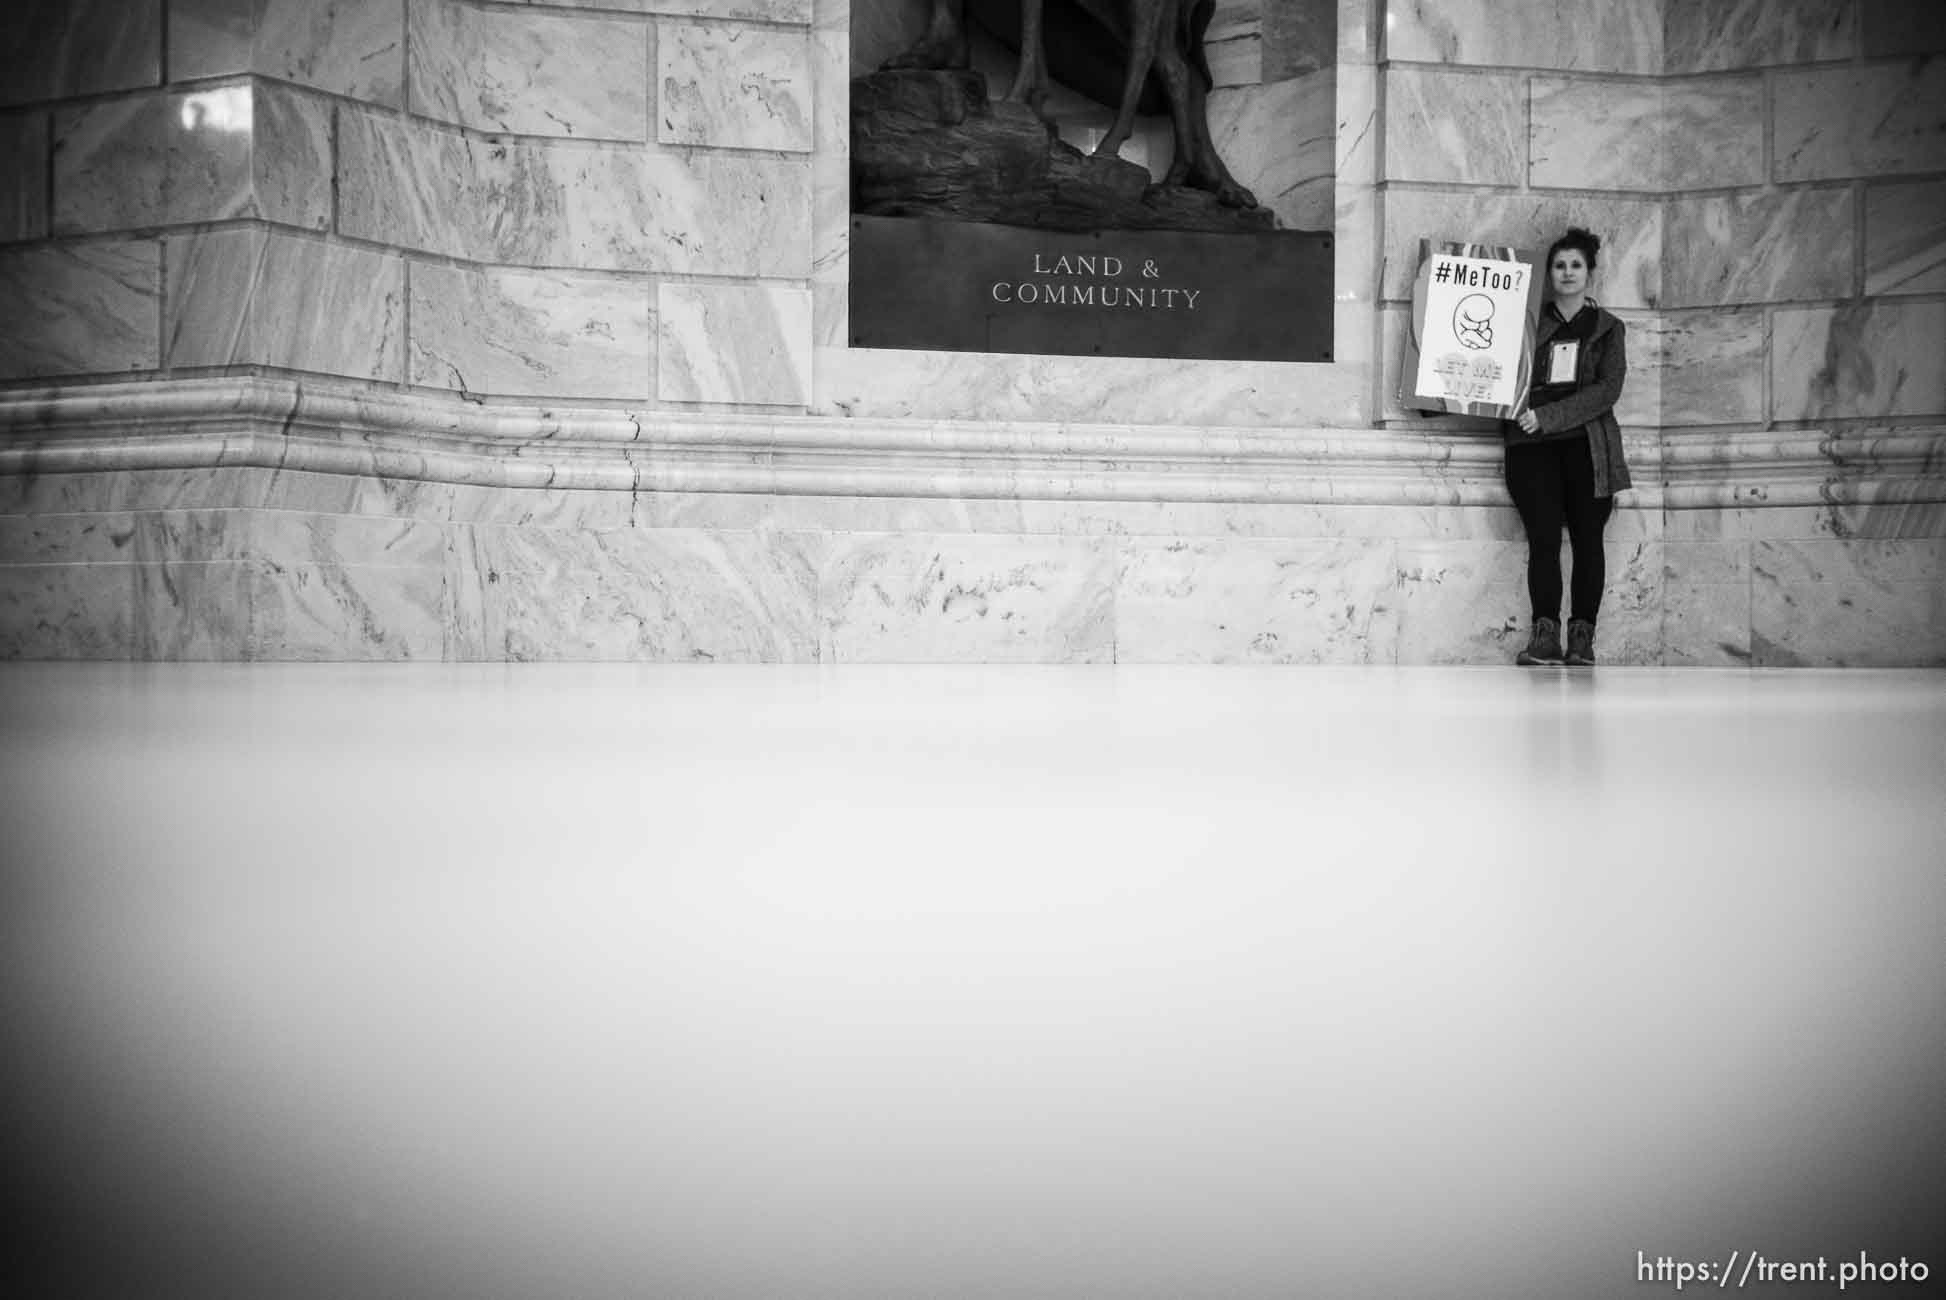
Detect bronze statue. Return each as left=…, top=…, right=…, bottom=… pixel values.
left=882, top=0, right=1258, bottom=211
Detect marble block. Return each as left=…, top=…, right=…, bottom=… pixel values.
left=338, top=109, right=813, bottom=275
left=1385, top=0, right=1659, bottom=74
left=1528, top=77, right=1661, bottom=193
left=410, top=0, right=647, bottom=140
left=1660, top=190, right=1854, bottom=309
left=1383, top=68, right=1523, bottom=187
left=1657, top=310, right=1767, bottom=427
left=169, top=0, right=405, bottom=107
left=1751, top=539, right=1946, bottom=667
left=1774, top=59, right=1946, bottom=182
left=1333, top=62, right=1378, bottom=370
left=1207, top=72, right=1334, bottom=232
left=1392, top=539, right=1525, bottom=665
left=1862, top=0, right=1946, bottom=57
left=820, top=534, right=1115, bottom=662
left=1114, top=537, right=1401, bottom=664
left=409, top=264, right=652, bottom=401
left=1865, top=181, right=1946, bottom=295
left=522, top=0, right=811, bottom=19
left=1, top=112, right=48, bottom=242
left=121, top=556, right=450, bottom=660
left=0, top=564, right=137, bottom=659
left=1772, top=302, right=1946, bottom=422
left=0, top=241, right=161, bottom=380
left=660, top=24, right=813, bottom=152
left=53, top=81, right=332, bottom=235
left=0, top=0, right=162, bottom=106
left=167, top=229, right=405, bottom=382
left=456, top=526, right=823, bottom=661
left=812, top=21, right=850, bottom=348
left=1381, top=191, right=1663, bottom=309
left=1662, top=574, right=1755, bottom=667
left=658, top=283, right=812, bottom=406
left=244, top=562, right=452, bottom=660
left=1661, top=77, right=1767, bottom=191
left=1664, top=0, right=1855, bottom=74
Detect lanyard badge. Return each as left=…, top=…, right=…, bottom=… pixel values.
left=1547, top=340, right=1580, bottom=385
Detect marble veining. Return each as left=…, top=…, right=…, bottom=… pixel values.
left=1207, top=71, right=1333, bottom=231
left=1773, top=59, right=1946, bottom=182
left=511, top=0, right=811, bottom=19
left=1656, top=310, right=1768, bottom=427
left=0, top=113, right=48, bottom=243
left=0, top=0, right=162, bottom=107
left=410, top=0, right=647, bottom=140
left=166, top=229, right=405, bottom=382
left=1380, top=191, right=1664, bottom=309
left=1660, top=190, right=1854, bottom=309
left=168, top=0, right=405, bottom=107
left=1751, top=539, right=1946, bottom=666
left=1664, top=0, right=1855, bottom=74
left=409, top=264, right=652, bottom=401
left=1864, top=180, right=1946, bottom=295
left=1115, top=537, right=1400, bottom=663
left=820, top=534, right=1115, bottom=662
left=1383, top=68, right=1523, bottom=187
left=811, top=21, right=849, bottom=348
left=121, top=556, right=449, bottom=660
left=812, top=348, right=1369, bottom=427
left=1660, top=77, right=1767, bottom=191
left=1528, top=77, right=1661, bottom=193
left=129, top=509, right=450, bottom=570
left=1771, top=302, right=1946, bottom=423
left=52, top=82, right=331, bottom=236
left=458, top=526, right=823, bottom=661
left=1386, top=0, right=1659, bottom=74
left=658, top=283, right=812, bottom=406
left=54, top=89, right=252, bottom=233
left=1532, top=75, right=1765, bottom=194
left=252, top=81, right=336, bottom=229
left=0, top=242, right=160, bottom=380
left=0, top=564, right=137, bottom=658
left=660, top=24, right=813, bottom=152
left=337, top=108, right=812, bottom=275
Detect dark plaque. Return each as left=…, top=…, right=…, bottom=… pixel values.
left=851, top=217, right=1333, bottom=363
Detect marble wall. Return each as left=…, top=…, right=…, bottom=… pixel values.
left=0, top=0, right=814, bottom=407
left=3, top=0, right=1943, bottom=665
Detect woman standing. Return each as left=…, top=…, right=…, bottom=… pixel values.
left=1506, top=227, right=1632, bottom=667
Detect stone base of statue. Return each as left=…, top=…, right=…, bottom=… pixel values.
left=850, top=69, right=1276, bottom=235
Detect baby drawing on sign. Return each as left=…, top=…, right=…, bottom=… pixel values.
left=1453, top=294, right=1494, bottom=349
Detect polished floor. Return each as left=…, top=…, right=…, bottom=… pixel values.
left=4, top=665, right=1944, bottom=1300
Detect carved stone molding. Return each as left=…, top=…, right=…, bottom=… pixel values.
left=3, top=377, right=1941, bottom=511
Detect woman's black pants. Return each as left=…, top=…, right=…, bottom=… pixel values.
left=1505, top=435, right=1614, bottom=625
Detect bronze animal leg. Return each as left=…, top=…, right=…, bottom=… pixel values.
left=1005, top=0, right=1050, bottom=114
left=1094, top=0, right=1168, bottom=160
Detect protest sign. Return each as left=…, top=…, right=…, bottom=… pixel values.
left=1399, top=240, right=1545, bottom=419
